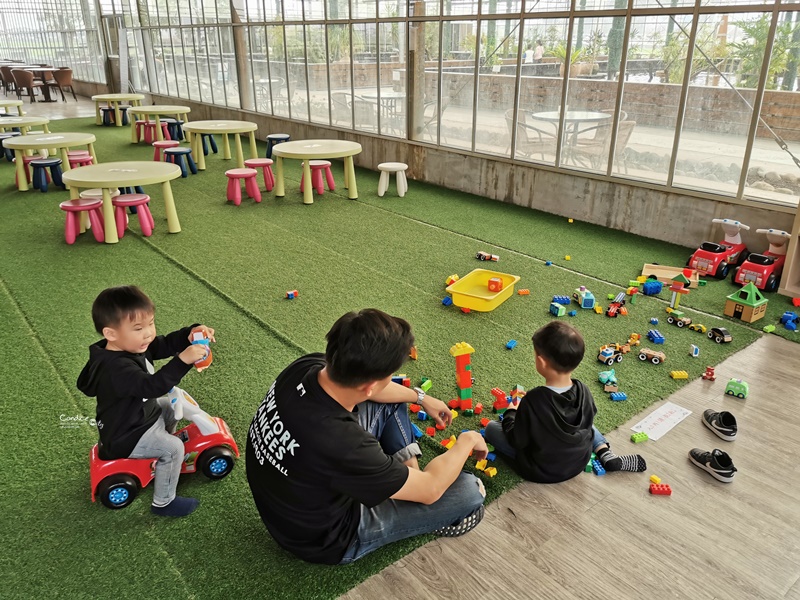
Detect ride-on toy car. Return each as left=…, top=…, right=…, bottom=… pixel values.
left=731, top=228, right=792, bottom=293
left=90, top=387, right=239, bottom=509
left=687, top=218, right=750, bottom=279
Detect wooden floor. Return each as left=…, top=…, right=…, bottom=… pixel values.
left=343, top=334, right=800, bottom=600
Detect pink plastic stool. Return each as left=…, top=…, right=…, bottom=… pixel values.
left=152, top=140, right=181, bottom=161
left=112, top=193, right=154, bottom=238
left=299, top=160, right=335, bottom=195
left=225, top=168, right=261, bottom=206
left=15, top=154, right=49, bottom=185
left=244, top=158, right=275, bottom=191
left=68, top=150, right=94, bottom=169
left=135, top=120, right=146, bottom=142
left=59, top=198, right=105, bottom=245
left=143, top=121, right=171, bottom=144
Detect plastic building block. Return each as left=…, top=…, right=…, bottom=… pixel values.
left=630, top=432, right=649, bottom=443
left=451, top=409, right=459, bottom=419
left=518, top=289, right=530, bottom=295
left=484, top=467, right=498, bottom=477
left=486, top=452, right=496, bottom=462
left=409, top=403, right=421, bottom=413
left=787, top=321, right=798, bottom=332
left=417, top=411, right=428, bottom=421
left=647, top=329, right=665, bottom=344
left=607, top=294, right=616, bottom=300
left=411, top=424, right=423, bottom=438
left=604, top=384, right=619, bottom=393
left=285, top=289, right=299, bottom=299
left=780, top=311, right=798, bottom=325
left=642, top=280, right=663, bottom=296
left=462, top=409, right=474, bottom=416
left=763, top=324, right=776, bottom=333
left=475, top=459, right=488, bottom=471
left=568, top=310, right=578, bottom=316
left=426, top=427, right=435, bottom=437
left=476, top=251, right=500, bottom=262
left=440, top=438, right=451, bottom=447
left=474, top=403, right=484, bottom=415
left=449, top=342, right=475, bottom=357
left=550, top=302, right=566, bottom=317
left=435, top=423, right=446, bottom=431
left=480, top=429, right=485, bottom=436
left=510, top=385, right=525, bottom=399
left=420, top=379, right=432, bottom=393
left=690, top=344, right=700, bottom=358
left=626, top=286, right=639, bottom=296
left=592, top=459, right=606, bottom=476
left=649, top=483, right=672, bottom=496
left=545, top=261, right=552, bottom=266
left=448, top=399, right=460, bottom=409
left=650, top=317, right=659, bottom=325
left=670, top=370, right=688, bottom=379
left=594, top=305, right=603, bottom=314
left=553, top=295, right=571, bottom=305
left=446, top=274, right=460, bottom=286
left=409, top=346, right=418, bottom=360
left=702, top=366, right=716, bottom=381
left=568, top=218, right=574, bottom=223
left=649, top=474, right=661, bottom=484
left=442, top=296, right=453, bottom=307
left=565, top=255, right=571, bottom=261
left=488, top=277, right=504, bottom=292
left=480, top=417, right=491, bottom=427
left=459, top=399, right=472, bottom=411
left=458, top=387, right=472, bottom=400
left=585, top=462, right=593, bottom=472
left=402, top=377, right=411, bottom=387
left=506, top=339, right=517, bottom=350
left=490, top=388, right=507, bottom=403
left=610, top=391, right=628, bottom=401
left=460, top=307, right=471, bottom=314
left=391, top=375, right=406, bottom=384
left=794, top=298, right=800, bottom=307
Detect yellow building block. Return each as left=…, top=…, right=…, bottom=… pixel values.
left=484, top=467, right=498, bottom=477
left=444, top=439, right=455, bottom=449
left=565, top=255, right=571, bottom=261
left=449, top=342, right=476, bottom=357
left=475, top=459, right=488, bottom=471
left=636, top=276, right=647, bottom=283
left=568, top=218, right=574, bottom=223
left=450, top=409, right=458, bottom=419
left=670, top=370, right=688, bottom=380
left=594, top=305, right=603, bottom=314
left=649, top=474, right=661, bottom=484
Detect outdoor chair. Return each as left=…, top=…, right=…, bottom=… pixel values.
left=331, top=91, right=352, bottom=125
left=352, top=97, right=378, bottom=132
left=11, top=69, right=44, bottom=103
left=504, top=109, right=557, bottom=160
left=49, top=69, right=77, bottom=102
left=0, top=66, right=16, bottom=95
left=572, top=120, right=636, bottom=173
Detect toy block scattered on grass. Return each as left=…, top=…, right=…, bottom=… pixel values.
left=649, top=483, right=672, bottom=496
left=491, top=388, right=506, bottom=402
left=402, top=377, right=411, bottom=387
left=550, top=302, right=566, bottom=317
left=474, top=403, right=483, bottom=415
left=592, top=459, right=606, bottom=476
left=461, top=307, right=471, bottom=314
left=610, top=392, right=628, bottom=401
left=518, top=289, right=530, bottom=295
left=459, top=399, right=472, bottom=411
left=450, top=409, right=459, bottom=419
left=650, top=318, right=659, bottom=325
left=409, top=346, right=418, bottom=360
left=448, top=399, right=460, bottom=409
left=462, top=409, right=474, bottom=416
left=763, top=324, right=776, bottom=333
left=607, top=293, right=616, bottom=300
left=594, top=305, right=603, bottom=314
left=459, top=388, right=473, bottom=400
left=793, top=297, right=800, bottom=307
left=670, top=370, right=688, bottom=380
left=568, top=310, right=577, bottom=316
left=480, top=417, right=491, bottom=427
left=553, top=295, right=571, bottom=305
left=506, top=340, right=517, bottom=350
left=476, top=459, right=488, bottom=471
left=565, top=255, right=571, bottom=261
left=426, top=427, right=435, bottom=437
left=420, top=379, right=432, bottom=392
left=435, top=423, right=446, bottom=430
left=409, top=404, right=421, bottom=413
left=442, top=297, right=453, bottom=307
left=411, top=424, right=423, bottom=438
left=604, top=384, right=619, bottom=393
left=649, top=474, right=661, bottom=484
left=286, top=290, right=299, bottom=299
left=391, top=375, right=406, bottom=384
left=441, top=438, right=451, bottom=448
left=484, top=467, right=498, bottom=477
left=486, top=452, right=496, bottom=461
left=631, top=432, right=649, bottom=443
left=545, top=261, right=552, bottom=266
left=446, top=274, right=459, bottom=286
left=450, top=342, right=475, bottom=357
left=417, top=411, right=428, bottom=421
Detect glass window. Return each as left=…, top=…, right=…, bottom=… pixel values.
left=440, top=20, right=477, bottom=150
left=329, top=24, right=354, bottom=128
left=267, top=24, right=290, bottom=118
left=307, top=24, right=330, bottom=124
left=377, top=22, right=407, bottom=136
left=352, top=23, right=380, bottom=132
left=410, top=21, right=441, bottom=143
left=285, top=24, right=309, bottom=119
left=327, top=0, right=350, bottom=20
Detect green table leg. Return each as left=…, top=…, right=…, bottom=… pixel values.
left=345, top=156, right=358, bottom=199
left=234, top=134, right=244, bottom=168
left=14, top=149, right=28, bottom=191
left=275, top=156, right=285, bottom=197
left=222, top=134, right=231, bottom=160
left=192, top=133, right=206, bottom=171
left=95, top=102, right=102, bottom=125
left=101, top=188, right=119, bottom=244
left=302, top=159, right=314, bottom=205
left=114, top=102, right=122, bottom=127
left=163, top=181, right=181, bottom=233
left=248, top=131, right=258, bottom=159
left=130, top=113, right=138, bottom=143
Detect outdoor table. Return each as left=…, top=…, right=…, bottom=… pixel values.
left=181, top=120, right=258, bottom=170
left=62, top=161, right=182, bottom=244
left=360, top=90, right=406, bottom=118
left=272, top=139, right=362, bottom=205
left=92, top=93, right=145, bottom=127
left=530, top=110, right=612, bottom=161
left=4, top=131, right=96, bottom=192
left=128, top=105, right=191, bottom=143
left=0, top=99, right=25, bottom=116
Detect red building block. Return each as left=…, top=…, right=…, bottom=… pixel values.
left=402, top=377, right=411, bottom=387
left=455, top=354, right=471, bottom=370
left=480, top=417, right=491, bottom=427
left=460, top=307, right=471, bottom=314
left=435, top=423, right=446, bottom=430
left=457, top=372, right=472, bottom=389
left=448, top=399, right=460, bottom=409
left=474, top=403, right=484, bottom=415
left=426, top=427, right=435, bottom=437
left=649, top=483, right=672, bottom=496
left=490, top=388, right=506, bottom=403
left=409, top=404, right=421, bottom=413
left=460, top=399, right=473, bottom=411
left=793, top=297, right=800, bottom=307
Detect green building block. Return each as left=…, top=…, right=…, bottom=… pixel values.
left=464, top=364, right=472, bottom=371
left=630, top=292, right=637, bottom=304
left=608, top=293, right=616, bottom=300
left=629, top=280, right=642, bottom=287
left=420, top=379, right=432, bottom=392
left=458, top=387, right=473, bottom=400
left=630, top=432, right=649, bottom=443
left=585, top=462, right=593, bottom=472
left=486, top=444, right=495, bottom=452
left=763, top=324, right=776, bottom=333
left=462, top=409, right=474, bottom=416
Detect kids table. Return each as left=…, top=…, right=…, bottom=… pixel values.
left=0, top=115, right=50, bottom=134
left=181, top=120, right=259, bottom=170
left=91, top=93, right=145, bottom=127
left=61, top=161, right=182, bottom=244
left=272, top=139, right=362, bottom=205
left=5, top=131, right=97, bottom=192
left=0, top=99, right=25, bottom=116
left=128, top=105, right=191, bottom=142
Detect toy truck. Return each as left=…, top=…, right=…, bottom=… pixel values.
left=687, top=218, right=750, bottom=279
left=731, top=228, right=792, bottom=293
left=476, top=251, right=500, bottom=262
left=665, top=307, right=692, bottom=328
left=597, top=345, right=624, bottom=366
left=638, top=348, right=666, bottom=365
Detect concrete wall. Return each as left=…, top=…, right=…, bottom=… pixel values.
left=148, top=93, right=795, bottom=250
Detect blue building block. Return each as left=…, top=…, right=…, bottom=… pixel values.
left=506, top=339, right=517, bottom=350
left=550, top=302, right=566, bottom=317
left=417, top=411, right=428, bottom=421
left=650, top=317, right=659, bottom=325
left=568, top=310, right=578, bottom=317
left=592, top=459, right=606, bottom=475
left=487, top=452, right=496, bottom=461
left=391, top=375, right=404, bottom=384
left=442, top=296, right=453, bottom=307
left=642, top=280, right=663, bottom=296
left=480, top=429, right=486, bottom=436
left=610, top=391, right=628, bottom=401
left=780, top=311, right=798, bottom=325
left=411, top=424, right=423, bottom=438
left=647, top=329, right=665, bottom=344
left=552, top=295, right=571, bottom=305
left=545, top=261, right=552, bottom=266
left=787, top=320, right=798, bottom=332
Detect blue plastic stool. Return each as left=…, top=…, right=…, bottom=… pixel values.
left=30, top=158, right=65, bottom=193
left=119, top=106, right=130, bottom=126
left=164, top=147, right=197, bottom=178
left=0, top=132, right=21, bottom=162
left=201, top=133, right=218, bottom=155
left=100, top=107, right=115, bottom=126
left=162, top=118, right=184, bottom=141
left=265, top=133, right=290, bottom=158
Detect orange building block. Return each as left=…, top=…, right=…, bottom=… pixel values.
left=488, top=277, right=503, bottom=292
left=480, top=417, right=491, bottom=427
left=409, top=404, right=421, bottom=413
left=426, top=427, right=435, bottom=437
left=517, top=289, right=530, bottom=295
left=474, top=403, right=484, bottom=415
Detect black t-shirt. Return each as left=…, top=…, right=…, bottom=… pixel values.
left=245, top=354, right=409, bottom=565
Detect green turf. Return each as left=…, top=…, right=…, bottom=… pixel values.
left=0, top=117, right=768, bottom=599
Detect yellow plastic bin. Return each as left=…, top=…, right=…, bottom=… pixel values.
left=446, top=269, right=521, bottom=312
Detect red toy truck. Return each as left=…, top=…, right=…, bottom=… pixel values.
left=687, top=218, right=749, bottom=279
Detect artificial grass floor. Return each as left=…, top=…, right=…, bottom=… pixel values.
left=0, top=116, right=773, bottom=599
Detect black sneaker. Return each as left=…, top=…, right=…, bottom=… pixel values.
left=433, top=505, right=485, bottom=537
left=688, top=448, right=737, bottom=483
left=702, top=410, right=737, bottom=441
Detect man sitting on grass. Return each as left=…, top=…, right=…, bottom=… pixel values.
left=246, top=309, right=488, bottom=565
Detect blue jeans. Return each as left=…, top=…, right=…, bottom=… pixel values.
left=485, top=420, right=608, bottom=459
left=338, top=401, right=486, bottom=564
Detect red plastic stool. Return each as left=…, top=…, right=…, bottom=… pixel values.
left=152, top=140, right=181, bottom=161
left=135, top=120, right=146, bottom=142
left=143, top=121, right=171, bottom=144
left=225, top=168, right=261, bottom=206
left=300, top=160, right=335, bottom=195
left=243, top=158, right=275, bottom=191
left=59, top=198, right=105, bottom=245
left=112, top=193, right=154, bottom=238
left=68, top=150, right=94, bottom=169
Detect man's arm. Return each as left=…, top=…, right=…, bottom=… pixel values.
left=371, top=382, right=452, bottom=427
left=391, top=431, right=487, bottom=505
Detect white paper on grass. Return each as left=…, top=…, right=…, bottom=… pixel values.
left=631, top=401, right=692, bottom=441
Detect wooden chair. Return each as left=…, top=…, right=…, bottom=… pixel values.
left=572, top=120, right=636, bottom=173
left=11, top=69, right=43, bottom=103
left=49, top=69, right=77, bottom=101
left=505, top=109, right=557, bottom=160
left=0, top=66, right=16, bottom=95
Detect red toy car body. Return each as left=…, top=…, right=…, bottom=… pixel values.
left=90, top=417, right=239, bottom=509
left=731, top=252, right=785, bottom=292
left=688, top=241, right=748, bottom=279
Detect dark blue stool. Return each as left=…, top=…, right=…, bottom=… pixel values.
left=118, top=186, right=146, bottom=214
left=0, top=132, right=21, bottom=162
left=164, top=147, right=197, bottom=178
left=31, top=158, right=65, bottom=193
left=201, top=133, right=218, bottom=155
left=265, top=133, right=290, bottom=158
left=119, top=106, right=130, bottom=126
left=163, top=118, right=184, bottom=141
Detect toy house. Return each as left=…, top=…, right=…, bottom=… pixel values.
left=723, top=282, right=768, bottom=323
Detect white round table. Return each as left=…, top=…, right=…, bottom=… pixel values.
left=128, top=105, right=191, bottom=143
left=0, top=99, right=25, bottom=116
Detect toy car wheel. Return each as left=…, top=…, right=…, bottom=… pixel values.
left=97, top=474, right=139, bottom=509
left=677, top=320, right=686, bottom=328
left=604, top=357, right=614, bottom=366
left=737, top=393, right=745, bottom=399
left=725, top=390, right=734, bottom=396
left=765, top=274, right=778, bottom=293
left=686, top=255, right=694, bottom=267
left=717, top=261, right=729, bottom=279
left=651, top=356, right=661, bottom=365
left=667, top=316, right=675, bottom=324
left=638, top=353, right=647, bottom=361
left=199, top=447, right=236, bottom=480
left=730, top=266, right=740, bottom=284
left=616, top=354, right=623, bottom=363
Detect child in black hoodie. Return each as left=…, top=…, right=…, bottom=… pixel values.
left=77, top=286, right=214, bottom=517
left=485, top=321, right=645, bottom=483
